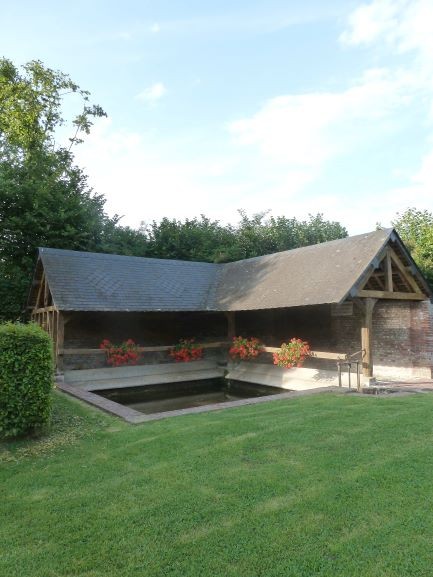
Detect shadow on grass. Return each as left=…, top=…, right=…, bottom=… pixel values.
left=0, top=390, right=119, bottom=463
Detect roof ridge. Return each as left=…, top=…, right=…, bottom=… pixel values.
left=38, top=247, right=220, bottom=267
left=222, top=228, right=394, bottom=266
left=39, top=228, right=394, bottom=267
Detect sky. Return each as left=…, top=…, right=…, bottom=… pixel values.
left=2, top=0, right=433, bottom=234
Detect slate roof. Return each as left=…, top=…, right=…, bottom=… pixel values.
left=38, top=249, right=220, bottom=312
left=34, top=228, right=430, bottom=312
left=215, top=228, right=394, bottom=310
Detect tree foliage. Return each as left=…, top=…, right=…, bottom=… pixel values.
left=0, top=58, right=105, bottom=153
left=141, top=211, right=348, bottom=263
left=392, top=208, right=433, bottom=285
left=0, top=58, right=114, bottom=320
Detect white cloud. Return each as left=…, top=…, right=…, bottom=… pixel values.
left=228, top=67, right=414, bottom=172
left=340, top=0, right=405, bottom=46
left=150, top=23, right=160, bottom=34
left=384, top=147, right=433, bottom=209
left=340, top=0, right=433, bottom=61
left=135, top=82, right=167, bottom=105
left=74, top=118, right=246, bottom=228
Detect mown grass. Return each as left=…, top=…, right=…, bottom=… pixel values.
left=2, top=390, right=433, bottom=576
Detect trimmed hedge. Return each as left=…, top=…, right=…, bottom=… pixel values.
left=0, top=322, right=54, bottom=438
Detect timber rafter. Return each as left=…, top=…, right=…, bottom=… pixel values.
left=355, top=245, right=427, bottom=301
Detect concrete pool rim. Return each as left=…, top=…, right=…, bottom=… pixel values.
left=57, top=380, right=348, bottom=424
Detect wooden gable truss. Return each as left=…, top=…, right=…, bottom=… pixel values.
left=355, top=246, right=425, bottom=301
left=29, top=263, right=65, bottom=370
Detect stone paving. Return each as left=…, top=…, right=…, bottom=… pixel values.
left=376, top=378, right=433, bottom=391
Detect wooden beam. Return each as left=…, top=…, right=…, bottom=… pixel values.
left=308, top=350, right=348, bottom=360
left=385, top=249, right=393, bottom=292
left=61, top=341, right=231, bottom=355
left=56, top=312, right=65, bottom=372
left=263, top=346, right=283, bottom=353
left=371, top=273, right=385, bottom=290
left=52, top=310, right=58, bottom=361
left=61, top=343, right=348, bottom=362
left=225, top=312, right=236, bottom=339
left=35, top=272, right=45, bottom=309
left=44, top=275, right=49, bottom=307
left=32, top=305, right=58, bottom=314
left=388, top=247, right=423, bottom=294
left=361, top=298, right=377, bottom=378
left=262, top=347, right=347, bottom=360
left=356, top=289, right=425, bottom=300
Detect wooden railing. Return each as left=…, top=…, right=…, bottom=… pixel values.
left=262, top=346, right=347, bottom=360
left=60, top=342, right=348, bottom=360
left=60, top=341, right=230, bottom=355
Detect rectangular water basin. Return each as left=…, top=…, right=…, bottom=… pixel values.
left=95, top=378, right=284, bottom=415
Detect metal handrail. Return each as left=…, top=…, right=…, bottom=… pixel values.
left=337, top=358, right=361, bottom=391
left=347, top=349, right=364, bottom=359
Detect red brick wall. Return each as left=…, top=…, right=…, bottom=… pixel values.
left=331, top=300, right=433, bottom=378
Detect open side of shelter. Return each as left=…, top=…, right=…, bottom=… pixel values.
left=27, top=228, right=433, bottom=391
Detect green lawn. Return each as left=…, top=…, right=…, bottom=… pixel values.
left=2, top=390, right=433, bottom=577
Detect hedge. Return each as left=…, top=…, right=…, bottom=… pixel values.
left=0, top=322, right=54, bottom=438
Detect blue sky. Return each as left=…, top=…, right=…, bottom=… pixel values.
left=2, top=0, right=433, bottom=233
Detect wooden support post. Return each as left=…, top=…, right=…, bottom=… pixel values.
left=225, top=312, right=236, bottom=339
left=361, top=298, right=377, bottom=379
left=52, top=310, right=58, bottom=360
left=56, top=312, right=65, bottom=373
left=385, top=249, right=393, bottom=292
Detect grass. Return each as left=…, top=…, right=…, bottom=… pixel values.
left=2, top=390, right=433, bottom=576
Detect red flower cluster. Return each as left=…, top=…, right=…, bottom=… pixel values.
left=169, top=339, right=203, bottom=362
left=99, top=339, right=140, bottom=367
left=229, top=336, right=263, bottom=360
left=273, top=338, right=310, bottom=369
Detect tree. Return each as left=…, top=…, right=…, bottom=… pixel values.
left=0, top=58, right=114, bottom=320
left=0, top=58, right=105, bottom=153
left=140, top=211, right=348, bottom=263
left=141, top=215, right=237, bottom=262
left=392, top=208, right=433, bottom=286
left=234, top=211, right=347, bottom=259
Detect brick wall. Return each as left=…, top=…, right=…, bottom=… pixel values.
left=330, top=300, right=433, bottom=379
left=235, top=301, right=433, bottom=379
left=372, top=300, right=433, bottom=379
left=62, top=301, right=433, bottom=378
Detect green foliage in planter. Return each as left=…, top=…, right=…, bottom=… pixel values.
left=0, top=322, right=54, bottom=438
